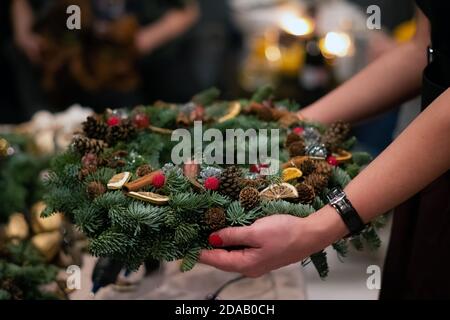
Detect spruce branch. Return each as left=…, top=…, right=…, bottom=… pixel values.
left=180, top=247, right=201, bottom=272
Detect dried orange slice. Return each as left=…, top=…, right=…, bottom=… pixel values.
left=218, top=101, right=241, bottom=123
left=335, top=150, right=352, bottom=163
left=126, top=192, right=169, bottom=205
left=260, top=183, right=299, bottom=201
left=282, top=168, right=303, bottom=182
left=107, top=172, right=132, bottom=190
left=282, top=156, right=309, bottom=169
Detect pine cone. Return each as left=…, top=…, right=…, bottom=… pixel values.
left=257, top=106, right=275, bottom=122
left=87, top=181, right=106, bottom=199
left=314, top=160, right=333, bottom=178
left=239, top=187, right=260, bottom=210
left=299, top=158, right=316, bottom=176
left=136, top=164, right=153, bottom=177
left=204, top=208, right=227, bottom=231
left=82, top=116, right=109, bottom=140
left=240, top=177, right=267, bottom=190
left=304, top=173, right=329, bottom=194
left=78, top=167, right=96, bottom=180
left=219, top=166, right=243, bottom=200
left=288, top=141, right=306, bottom=157
left=73, top=136, right=108, bottom=155
left=106, top=119, right=137, bottom=145
left=295, top=183, right=315, bottom=204
left=286, top=132, right=303, bottom=148
left=322, top=121, right=351, bottom=152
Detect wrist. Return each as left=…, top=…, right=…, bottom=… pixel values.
left=305, top=206, right=349, bottom=248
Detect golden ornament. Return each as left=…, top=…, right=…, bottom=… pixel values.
left=5, top=213, right=29, bottom=240
left=260, top=183, right=299, bottom=201
left=30, top=201, right=62, bottom=234
left=31, top=230, right=62, bottom=262
left=282, top=168, right=303, bottom=182
left=126, top=192, right=170, bottom=205
left=0, top=138, right=9, bottom=157
left=107, top=172, right=132, bottom=190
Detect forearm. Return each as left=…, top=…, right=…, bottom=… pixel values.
left=12, top=0, right=35, bottom=37
left=137, top=2, right=199, bottom=53
left=310, top=89, right=450, bottom=244
left=301, top=8, right=430, bottom=124
left=301, top=41, right=427, bottom=124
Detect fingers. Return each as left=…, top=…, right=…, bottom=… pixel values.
left=199, top=249, right=254, bottom=273
left=209, top=226, right=259, bottom=248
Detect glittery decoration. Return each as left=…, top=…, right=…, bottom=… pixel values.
left=305, top=143, right=328, bottom=159
left=302, top=127, right=321, bottom=146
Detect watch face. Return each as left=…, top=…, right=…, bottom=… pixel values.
left=327, top=187, right=344, bottom=204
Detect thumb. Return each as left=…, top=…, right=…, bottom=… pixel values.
left=209, top=226, right=257, bottom=248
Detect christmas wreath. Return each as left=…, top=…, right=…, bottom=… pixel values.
left=42, top=88, right=384, bottom=278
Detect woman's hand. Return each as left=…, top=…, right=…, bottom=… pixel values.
left=199, top=208, right=347, bottom=277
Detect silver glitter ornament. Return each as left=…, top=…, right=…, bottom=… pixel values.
left=302, top=127, right=321, bottom=146
left=305, top=143, right=328, bottom=159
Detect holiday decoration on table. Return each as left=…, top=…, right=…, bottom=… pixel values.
left=0, top=134, right=86, bottom=300
left=42, top=88, right=384, bottom=278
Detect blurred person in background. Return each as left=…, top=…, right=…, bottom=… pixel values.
left=7, top=0, right=201, bottom=115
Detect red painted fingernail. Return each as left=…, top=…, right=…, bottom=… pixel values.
left=208, top=234, right=223, bottom=247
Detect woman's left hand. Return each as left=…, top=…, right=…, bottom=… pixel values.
left=199, top=210, right=346, bottom=277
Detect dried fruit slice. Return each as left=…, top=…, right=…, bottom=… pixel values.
left=218, top=101, right=241, bottom=123
left=334, top=150, right=352, bottom=163
left=107, top=172, right=132, bottom=190
left=260, top=183, right=299, bottom=201
left=282, top=168, right=303, bottom=182
left=126, top=191, right=170, bottom=205
left=282, top=156, right=309, bottom=170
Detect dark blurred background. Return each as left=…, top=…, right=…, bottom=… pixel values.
left=1, top=0, right=416, bottom=156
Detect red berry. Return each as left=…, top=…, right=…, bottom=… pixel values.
left=250, top=163, right=269, bottom=174
left=151, top=173, right=166, bottom=188
left=208, top=234, right=223, bottom=247
left=107, top=116, right=120, bottom=127
left=327, top=156, right=339, bottom=166
left=133, top=113, right=150, bottom=129
left=293, top=127, right=304, bottom=135
left=204, top=177, right=220, bottom=191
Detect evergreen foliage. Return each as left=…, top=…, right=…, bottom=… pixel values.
left=42, top=89, right=384, bottom=278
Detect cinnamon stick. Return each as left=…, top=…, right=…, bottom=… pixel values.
left=123, top=170, right=162, bottom=192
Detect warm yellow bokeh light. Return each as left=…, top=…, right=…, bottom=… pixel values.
left=280, top=12, right=314, bottom=37
left=320, top=32, right=353, bottom=58
left=265, top=45, right=282, bottom=62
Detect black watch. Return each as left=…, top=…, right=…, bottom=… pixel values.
left=326, top=187, right=366, bottom=237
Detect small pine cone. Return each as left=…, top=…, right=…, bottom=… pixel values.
left=204, top=208, right=227, bottom=231
left=78, top=167, right=95, bottom=180
left=87, top=181, right=106, bottom=199
left=107, top=119, right=137, bottom=145
left=322, top=121, right=351, bottom=152
left=299, top=158, right=316, bottom=176
left=219, top=166, right=243, bottom=200
left=82, top=116, right=108, bottom=140
left=73, top=136, right=108, bottom=155
left=239, top=187, right=260, bottom=210
left=286, top=132, right=303, bottom=148
left=314, top=160, right=333, bottom=178
left=304, top=173, right=329, bottom=194
left=136, top=164, right=153, bottom=177
left=288, top=141, right=306, bottom=157
left=295, top=183, right=315, bottom=204
left=240, top=177, right=266, bottom=190
left=257, top=107, right=275, bottom=122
